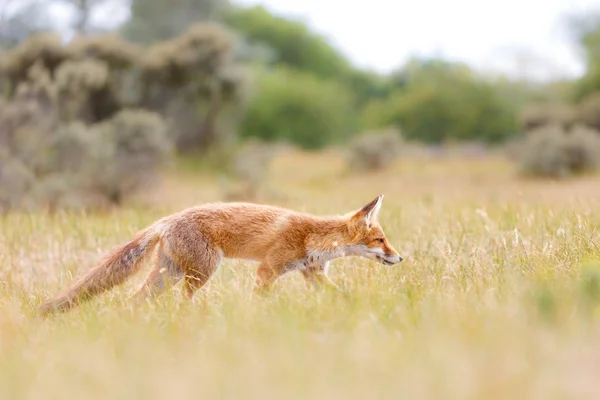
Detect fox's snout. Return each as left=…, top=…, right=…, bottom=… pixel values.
left=392, top=254, right=404, bottom=263
left=377, top=253, right=403, bottom=265
left=382, top=243, right=404, bottom=265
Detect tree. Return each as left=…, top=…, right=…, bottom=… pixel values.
left=240, top=66, right=355, bottom=149
left=224, top=5, right=353, bottom=81
left=224, top=5, right=387, bottom=111
left=362, top=58, right=519, bottom=143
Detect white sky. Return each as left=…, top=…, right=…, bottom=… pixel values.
left=46, top=0, right=600, bottom=81
left=234, top=0, right=600, bottom=81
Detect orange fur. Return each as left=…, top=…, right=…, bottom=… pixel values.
left=39, top=195, right=403, bottom=315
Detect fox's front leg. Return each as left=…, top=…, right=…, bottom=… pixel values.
left=301, top=262, right=343, bottom=292
left=254, top=248, right=302, bottom=294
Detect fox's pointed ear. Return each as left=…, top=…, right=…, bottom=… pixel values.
left=352, top=195, right=384, bottom=228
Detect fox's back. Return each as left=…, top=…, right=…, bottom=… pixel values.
left=166, top=202, right=317, bottom=260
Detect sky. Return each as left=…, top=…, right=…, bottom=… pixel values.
left=233, top=0, right=600, bottom=81
left=45, top=0, right=600, bottom=81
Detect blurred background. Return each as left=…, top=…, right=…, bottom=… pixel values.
left=6, top=4, right=600, bottom=396
left=1, top=0, right=600, bottom=211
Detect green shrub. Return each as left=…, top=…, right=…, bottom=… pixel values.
left=224, top=6, right=353, bottom=81
left=240, top=67, right=356, bottom=150
left=362, top=60, right=518, bottom=143
left=347, top=129, right=403, bottom=172
left=516, top=124, right=600, bottom=178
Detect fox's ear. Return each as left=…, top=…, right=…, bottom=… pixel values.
left=352, top=195, right=384, bottom=228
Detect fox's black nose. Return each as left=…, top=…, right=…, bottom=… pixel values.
left=398, top=256, right=404, bottom=262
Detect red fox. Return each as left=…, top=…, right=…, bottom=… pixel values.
left=39, top=195, right=403, bottom=315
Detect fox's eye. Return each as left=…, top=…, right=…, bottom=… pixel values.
left=375, top=238, right=384, bottom=244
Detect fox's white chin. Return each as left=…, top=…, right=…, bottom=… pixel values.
left=363, top=251, right=403, bottom=265
left=341, top=245, right=403, bottom=265
left=376, top=254, right=403, bottom=265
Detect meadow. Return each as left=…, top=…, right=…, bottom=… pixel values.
left=2, top=149, right=600, bottom=399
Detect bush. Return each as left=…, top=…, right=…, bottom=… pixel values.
left=0, top=24, right=246, bottom=211
left=1, top=26, right=245, bottom=152
left=240, top=67, right=356, bottom=150
left=347, top=128, right=403, bottom=171
left=515, top=124, right=600, bottom=178
left=85, top=109, right=172, bottom=205
left=138, top=23, right=249, bottom=151
left=0, top=63, right=172, bottom=210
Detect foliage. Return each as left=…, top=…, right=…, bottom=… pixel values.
left=224, top=5, right=352, bottom=80
left=361, top=59, right=519, bottom=144
left=345, top=68, right=393, bottom=108
left=0, top=23, right=245, bottom=210
left=1, top=24, right=245, bottom=151
left=0, top=64, right=172, bottom=210
left=515, top=124, right=600, bottom=178
left=140, top=22, right=248, bottom=150
left=239, top=67, right=355, bottom=150
left=86, top=109, right=172, bottom=204
left=347, top=128, right=403, bottom=172
left=224, top=5, right=387, bottom=110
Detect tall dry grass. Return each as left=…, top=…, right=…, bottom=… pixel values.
left=2, top=150, right=600, bottom=399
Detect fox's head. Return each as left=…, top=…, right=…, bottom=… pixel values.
left=344, top=195, right=403, bottom=265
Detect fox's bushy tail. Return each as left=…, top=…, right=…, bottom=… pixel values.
left=39, top=225, right=162, bottom=316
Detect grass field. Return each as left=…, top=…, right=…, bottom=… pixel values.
left=2, top=149, right=600, bottom=399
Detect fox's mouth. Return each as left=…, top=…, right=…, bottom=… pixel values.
left=376, top=255, right=402, bottom=265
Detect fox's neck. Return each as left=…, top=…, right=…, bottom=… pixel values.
left=305, top=217, right=353, bottom=262
left=309, top=217, right=349, bottom=239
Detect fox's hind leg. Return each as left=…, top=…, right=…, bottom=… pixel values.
left=163, top=233, right=222, bottom=299
left=182, top=250, right=222, bottom=299
left=131, top=242, right=184, bottom=303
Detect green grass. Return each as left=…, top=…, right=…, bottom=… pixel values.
left=2, top=151, right=600, bottom=399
